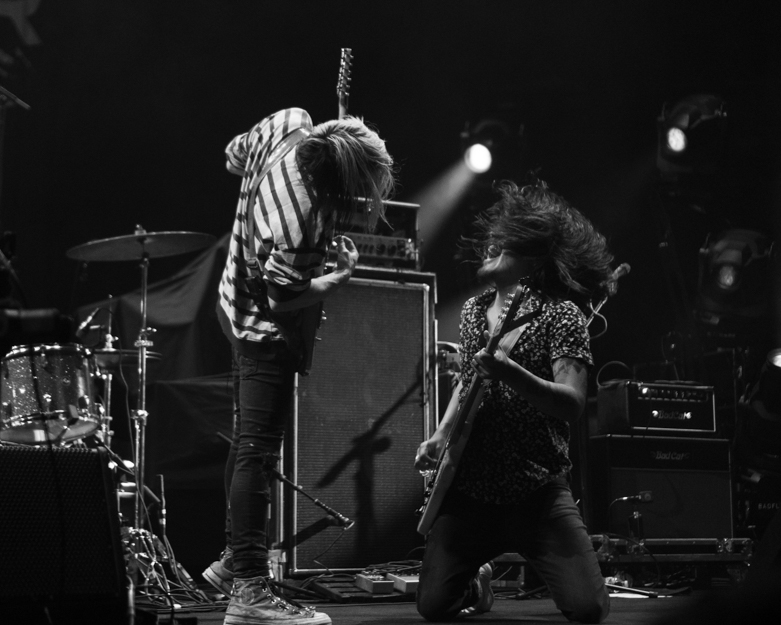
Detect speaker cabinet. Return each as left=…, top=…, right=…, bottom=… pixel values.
left=588, top=435, right=733, bottom=539
left=285, top=274, right=436, bottom=574
left=0, top=445, right=126, bottom=623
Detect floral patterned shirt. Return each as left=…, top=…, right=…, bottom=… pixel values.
left=453, top=286, right=593, bottom=505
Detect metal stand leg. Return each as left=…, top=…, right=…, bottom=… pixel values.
left=65, top=226, right=218, bottom=612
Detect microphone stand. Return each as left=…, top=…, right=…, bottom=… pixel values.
left=270, top=468, right=355, bottom=530
left=215, top=431, right=355, bottom=534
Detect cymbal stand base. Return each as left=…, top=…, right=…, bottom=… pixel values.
left=121, top=526, right=211, bottom=609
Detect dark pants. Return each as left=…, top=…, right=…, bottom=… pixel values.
left=417, top=479, right=610, bottom=623
left=223, top=345, right=297, bottom=578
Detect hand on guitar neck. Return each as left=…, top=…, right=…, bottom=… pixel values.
left=414, top=284, right=528, bottom=474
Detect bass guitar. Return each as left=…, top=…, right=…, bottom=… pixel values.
left=416, top=282, right=539, bottom=535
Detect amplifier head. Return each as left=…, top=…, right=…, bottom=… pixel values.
left=597, top=380, right=716, bottom=435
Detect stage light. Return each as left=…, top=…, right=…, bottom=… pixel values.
left=697, top=229, right=774, bottom=327
left=734, top=348, right=781, bottom=479
left=716, top=264, right=738, bottom=289
left=464, top=143, right=492, bottom=174
left=657, top=94, right=726, bottom=178
left=460, top=119, right=515, bottom=177
left=747, top=349, right=781, bottom=421
left=665, top=127, right=687, bottom=153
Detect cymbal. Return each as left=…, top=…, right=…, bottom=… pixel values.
left=67, top=230, right=216, bottom=262
left=93, top=348, right=162, bottom=370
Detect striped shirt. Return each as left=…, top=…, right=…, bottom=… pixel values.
left=217, top=108, right=334, bottom=356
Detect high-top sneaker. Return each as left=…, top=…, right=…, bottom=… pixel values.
left=225, top=576, right=331, bottom=625
left=203, top=547, right=234, bottom=596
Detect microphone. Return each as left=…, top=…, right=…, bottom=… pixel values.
left=318, top=503, right=355, bottom=529
left=75, top=307, right=101, bottom=338
left=607, top=263, right=631, bottom=296
left=618, top=490, right=653, bottom=504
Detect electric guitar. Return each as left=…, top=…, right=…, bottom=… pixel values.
left=289, top=49, right=354, bottom=374
left=416, top=283, right=540, bottom=535
left=256, top=50, right=356, bottom=376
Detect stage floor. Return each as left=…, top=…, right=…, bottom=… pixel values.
left=135, top=589, right=708, bottom=625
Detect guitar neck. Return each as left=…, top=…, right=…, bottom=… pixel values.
left=444, top=372, right=483, bottom=450
left=337, top=48, right=352, bottom=120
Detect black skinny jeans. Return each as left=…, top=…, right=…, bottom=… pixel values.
left=417, top=479, right=610, bottom=623
left=223, top=345, right=297, bottom=578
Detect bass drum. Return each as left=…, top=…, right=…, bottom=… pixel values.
left=0, top=343, right=100, bottom=445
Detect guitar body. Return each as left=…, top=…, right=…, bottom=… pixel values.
left=416, top=379, right=485, bottom=535
left=416, top=284, right=537, bottom=535
left=280, top=304, right=321, bottom=377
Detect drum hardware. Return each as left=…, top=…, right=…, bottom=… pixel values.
left=66, top=226, right=215, bottom=602
left=92, top=327, right=162, bottom=451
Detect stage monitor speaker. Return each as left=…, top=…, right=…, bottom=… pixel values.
left=588, top=435, right=733, bottom=539
left=286, top=274, right=436, bottom=574
left=0, top=445, right=126, bottom=624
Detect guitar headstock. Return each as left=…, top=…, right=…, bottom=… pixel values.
left=485, top=283, right=528, bottom=351
left=337, top=48, right=353, bottom=119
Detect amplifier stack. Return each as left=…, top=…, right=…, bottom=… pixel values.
left=588, top=379, right=733, bottom=541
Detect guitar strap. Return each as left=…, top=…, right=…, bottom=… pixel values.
left=495, top=307, right=543, bottom=356
left=244, top=128, right=311, bottom=305
left=466, top=306, right=542, bottom=422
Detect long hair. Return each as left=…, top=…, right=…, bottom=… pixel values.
left=469, top=180, right=615, bottom=306
left=296, top=116, right=396, bottom=233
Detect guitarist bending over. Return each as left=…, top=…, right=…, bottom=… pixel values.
left=415, top=180, right=613, bottom=623
left=209, top=107, right=395, bottom=625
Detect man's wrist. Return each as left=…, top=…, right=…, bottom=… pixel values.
left=332, top=266, right=354, bottom=284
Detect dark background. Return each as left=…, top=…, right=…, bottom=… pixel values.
left=2, top=0, right=779, bottom=366
left=2, top=0, right=781, bottom=574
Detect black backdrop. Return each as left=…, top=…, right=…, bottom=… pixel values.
left=2, top=0, right=779, bottom=359
left=2, top=0, right=781, bottom=570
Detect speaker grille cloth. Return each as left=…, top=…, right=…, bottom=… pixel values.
left=290, top=279, right=429, bottom=571
left=608, top=468, right=733, bottom=538
left=0, top=446, right=123, bottom=600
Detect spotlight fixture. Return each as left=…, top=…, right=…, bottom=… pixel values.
left=665, top=127, right=687, bottom=153
left=748, top=349, right=781, bottom=421
left=697, top=229, right=774, bottom=327
left=463, top=143, right=492, bottom=174
left=460, top=119, right=517, bottom=176
left=657, top=94, right=727, bottom=178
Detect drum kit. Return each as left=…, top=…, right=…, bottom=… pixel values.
left=0, top=226, right=215, bottom=601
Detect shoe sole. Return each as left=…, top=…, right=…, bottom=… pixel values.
left=224, top=612, right=331, bottom=625
left=460, top=564, right=494, bottom=616
left=202, top=565, right=233, bottom=596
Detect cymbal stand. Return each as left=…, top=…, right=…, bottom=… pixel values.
left=123, top=245, right=209, bottom=607
left=122, top=249, right=166, bottom=591
left=97, top=304, right=117, bottom=449
left=132, top=251, right=153, bottom=530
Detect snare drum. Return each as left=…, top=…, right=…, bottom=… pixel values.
left=0, top=343, right=100, bottom=444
